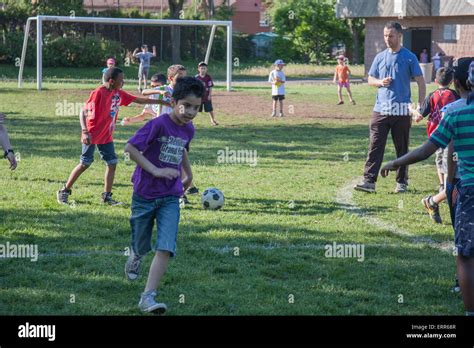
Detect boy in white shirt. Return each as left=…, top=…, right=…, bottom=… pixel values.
left=268, top=59, right=286, bottom=117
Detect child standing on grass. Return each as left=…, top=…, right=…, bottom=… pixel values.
left=412, top=67, right=459, bottom=223
left=0, top=113, right=17, bottom=170
left=133, top=44, right=157, bottom=92
left=196, top=61, right=218, bottom=126
left=333, top=55, right=355, bottom=105
left=121, top=73, right=168, bottom=125
left=101, top=58, right=116, bottom=83
left=380, top=57, right=474, bottom=315
left=268, top=59, right=286, bottom=117
left=56, top=68, right=169, bottom=206
left=124, top=76, right=204, bottom=314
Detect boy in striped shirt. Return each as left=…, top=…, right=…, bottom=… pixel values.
left=380, top=57, right=474, bottom=315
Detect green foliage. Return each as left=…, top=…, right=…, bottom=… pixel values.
left=271, top=0, right=357, bottom=64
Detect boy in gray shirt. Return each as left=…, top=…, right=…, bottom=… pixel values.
left=133, top=44, right=157, bottom=92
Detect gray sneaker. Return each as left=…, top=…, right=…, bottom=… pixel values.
left=354, top=181, right=376, bottom=193
left=139, top=291, right=167, bottom=314
left=125, top=249, right=142, bottom=281
left=395, top=183, right=408, bottom=193
left=57, top=186, right=72, bottom=204
left=271, top=111, right=276, bottom=117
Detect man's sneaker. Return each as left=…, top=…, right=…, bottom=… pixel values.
left=354, top=181, right=376, bottom=193
left=101, top=192, right=123, bottom=206
left=452, top=277, right=461, bottom=293
left=271, top=111, right=276, bottom=117
left=421, top=195, right=442, bottom=224
left=394, top=183, right=408, bottom=193
left=186, top=186, right=199, bottom=195
left=279, top=112, right=284, bottom=117
left=57, top=186, right=72, bottom=205
left=139, top=291, right=167, bottom=314
left=125, top=248, right=142, bottom=281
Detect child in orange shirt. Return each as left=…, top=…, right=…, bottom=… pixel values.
left=333, top=55, right=355, bottom=105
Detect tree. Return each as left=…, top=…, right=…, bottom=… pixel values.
left=271, top=0, right=354, bottom=64
left=168, top=0, right=184, bottom=63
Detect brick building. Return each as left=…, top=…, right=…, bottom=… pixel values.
left=336, top=0, right=474, bottom=74
left=82, top=0, right=270, bottom=34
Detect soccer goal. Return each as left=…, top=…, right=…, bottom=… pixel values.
left=17, top=15, right=233, bottom=91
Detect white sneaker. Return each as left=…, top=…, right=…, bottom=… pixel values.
left=395, top=183, right=408, bottom=193
left=279, top=112, right=284, bottom=117
left=124, top=248, right=142, bottom=281
left=139, top=291, right=167, bottom=314
left=271, top=111, right=276, bottom=117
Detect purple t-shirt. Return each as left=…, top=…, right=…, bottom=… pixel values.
left=128, top=114, right=195, bottom=199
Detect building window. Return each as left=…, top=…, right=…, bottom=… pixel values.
left=443, top=24, right=459, bottom=41
left=259, top=12, right=270, bottom=27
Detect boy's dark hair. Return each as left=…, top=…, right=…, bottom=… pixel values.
left=198, top=61, right=208, bottom=67
left=141, top=44, right=148, bottom=49
left=435, top=67, right=454, bottom=87
left=103, top=67, right=123, bottom=82
left=453, top=57, right=474, bottom=91
left=151, top=73, right=167, bottom=85
left=172, top=76, right=205, bottom=102
left=167, top=64, right=187, bottom=78
left=384, top=21, right=403, bottom=34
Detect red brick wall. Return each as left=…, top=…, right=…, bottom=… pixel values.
left=364, top=16, right=474, bottom=74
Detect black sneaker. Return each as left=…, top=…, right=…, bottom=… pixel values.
left=57, top=186, right=72, bottom=205
left=452, top=277, right=461, bottom=293
left=421, top=195, right=442, bottom=224
left=185, top=186, right=199, bottom=195
left=101, top=192, right=123, bottom=206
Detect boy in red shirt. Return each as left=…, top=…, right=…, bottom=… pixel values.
left=412, top=67, right=459, bottom=223
left=333, top=55, right=355, bottom=105
left=57, top=68, right=169, bottom=206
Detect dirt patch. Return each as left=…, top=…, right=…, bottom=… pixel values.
left=212, top=91, right=360, bottom=121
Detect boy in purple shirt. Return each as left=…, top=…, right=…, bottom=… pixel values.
left=124, top=76, right=205, bottom=314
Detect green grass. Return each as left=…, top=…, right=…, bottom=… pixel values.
left=0, top=80, right=463, bottom=315
left=0, top=62, right=365, bottom=82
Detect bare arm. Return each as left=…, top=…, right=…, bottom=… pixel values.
left=446, top=141, right=457, bottom=185
left=152, top=46, right=157, bottom=57
left=124, top=143, right=179, bottom=180
left=414, top=75, right=426, bottom=107
left=134, top=96, right=171, bottom=106
left=132, top=48, right=140, bottom=58
left=142, top=89, right=166, bottom=96
left=380, top=141, right=439, bottom=177
left=368, top=75, right=391, bottom=87
left=181, top=149, right=193, bottom=191
left=79, top=108, right=91, bottom=145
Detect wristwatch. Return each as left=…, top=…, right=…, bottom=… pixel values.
left=4, top=149, right=14, bottom=158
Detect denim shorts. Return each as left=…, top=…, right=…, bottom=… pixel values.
left=80, top=142, right=118, bottom=166
left=130, top=193, right=180, bottom=257
left=454, top=185, right=474, bottom=257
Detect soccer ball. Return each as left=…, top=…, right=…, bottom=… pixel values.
left=201, top=187, right=224, bottom=210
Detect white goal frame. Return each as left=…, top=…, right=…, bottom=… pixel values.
left=18, top=15, right=233, bottom=91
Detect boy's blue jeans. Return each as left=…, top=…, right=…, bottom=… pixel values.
left=130, top=193, right=180, bottom=257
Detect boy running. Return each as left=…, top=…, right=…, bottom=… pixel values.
left=56, top=68, right=169, bottom=206
left=412, top=67, right=459, bottom=223
left=121, top=74, right=168, bottom=125
left=124, top=76, right=205, bottom=314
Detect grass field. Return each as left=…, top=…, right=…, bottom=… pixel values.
left=0, top=79, right=463, bottom=315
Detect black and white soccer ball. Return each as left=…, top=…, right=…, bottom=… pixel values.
left=201, top=187, right=224, bottom=210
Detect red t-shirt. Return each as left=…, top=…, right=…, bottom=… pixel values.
left=335, top=65, right=350, bottom=83
left=420, top=88, right=459, bottom=136
left=196, top=74, right=214, bottom=102
left=85, top=86, right=136, bottom=144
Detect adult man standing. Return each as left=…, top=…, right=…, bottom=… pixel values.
left=354, top=21, right=426, bottom=193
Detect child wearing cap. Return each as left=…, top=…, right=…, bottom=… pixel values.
left=102, top=58, right=116, bottom=83
left=268, top=59, right=286, bottom=117
left=333, top=55, right=355, bottom=105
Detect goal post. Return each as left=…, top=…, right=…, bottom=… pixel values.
left=18, top=15, right=233, bottom=91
